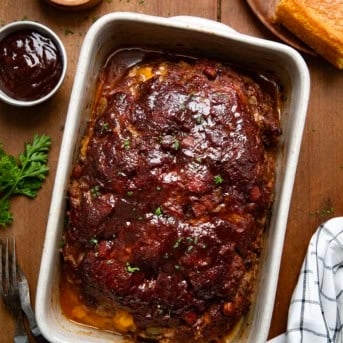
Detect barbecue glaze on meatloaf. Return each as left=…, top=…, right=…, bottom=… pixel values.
left=61, top=49, right=281, bottom=342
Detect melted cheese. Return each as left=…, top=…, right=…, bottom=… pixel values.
left=60, top=278, right=135, bottom=334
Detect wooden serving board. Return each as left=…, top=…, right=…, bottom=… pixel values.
left=246, top=0, right=316, bottom=55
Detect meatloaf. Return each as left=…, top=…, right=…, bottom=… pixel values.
left=61, top=50, right=281, bottom=342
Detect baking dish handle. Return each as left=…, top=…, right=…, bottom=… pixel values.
left=168, top=16, right=238, bottom=35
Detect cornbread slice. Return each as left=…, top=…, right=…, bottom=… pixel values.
left=275, top=0, right=343, bottom=69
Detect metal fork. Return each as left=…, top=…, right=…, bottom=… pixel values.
left=17, top=265, right=48, bottom=342
left=0, top=238, right=29, bottom=343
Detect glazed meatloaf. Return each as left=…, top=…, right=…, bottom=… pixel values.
left=61, top=50, right=281, bottom=342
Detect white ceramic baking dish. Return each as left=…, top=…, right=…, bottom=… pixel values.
left=36, top=12, right=310, bottom=343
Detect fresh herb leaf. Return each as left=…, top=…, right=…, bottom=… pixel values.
left=0, top=199, right=13, bottom=227
left=196, top=116, right=203, bottom=124
left=62, top=28, right=74, bottom=36
left=172, top=139, right=180, bottom=151
left=123, top=138, right=130, bottom=150
left=155, top=207, right=162, bottom=216
left=156, top=186, right=161, bottom=191
left=89, top=238, right=98, bottom=245
left=90, top=185, right=101, bottom=198
left=214, top=175, right=223, bottom=185
left=174, top=265, right=180, bottom=270
left=173, top=237, right=182, bottom=248
left=127, top=191, right=133, bottom=196
left=0, top=135, right=51, bottom=228
left=126, top=262, right=140, bottom=273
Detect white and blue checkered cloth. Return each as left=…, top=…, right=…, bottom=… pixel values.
left=269, top=217, right=343, bottom=343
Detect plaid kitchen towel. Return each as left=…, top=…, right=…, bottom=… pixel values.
left=269, top=217, right=343, bottom=343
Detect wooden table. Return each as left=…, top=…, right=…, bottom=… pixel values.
left=0, top=1, right=342, bottom=341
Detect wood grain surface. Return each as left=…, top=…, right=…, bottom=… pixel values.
left=0, top=1, right=342, bottom=342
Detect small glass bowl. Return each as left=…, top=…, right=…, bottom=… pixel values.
left=0, top=21, right=67, bottom=107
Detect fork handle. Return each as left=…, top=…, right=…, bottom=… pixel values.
left=14, top=336, right=29, bottom=343
left=14, top=312, right=29, bottom=343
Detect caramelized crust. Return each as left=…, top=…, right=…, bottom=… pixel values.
left=62, top=52, right=281, bottom=342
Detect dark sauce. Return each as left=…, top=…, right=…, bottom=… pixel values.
left=0, top=30, right=62, bottom=101
left=61, top=48, right=282, bottom=342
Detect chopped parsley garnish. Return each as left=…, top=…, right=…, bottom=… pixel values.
left=155, top=207, right=162, bottom=216
left=89, top=238, right=98, bottom=245
left=172, top=139, right=180, bottom=150
left=59, top=239, right=66, bottom=248
left=173, top=237, right=182, bottom=248
left=123, top=138, right=130, bottom=150
left=127, top=191, right=133, bottom=196
left=156, top=186, right=161, bottom=191
left=126, top=262, right=140, bottom=273
left=187, top=245, right=193, bottom=252
left=62, top=28, right=74, bottom=36
left=101, top=122, right=109, bottom=134
left=310, top=207, right=335, bottom=217
left=196, top=116, right=203, bottom=124
left=174, top=265, right=180, bottom=270
left=180, top=102, right=186, bottom=110
left=90, top=185, right=101, bottom=198
left=214, top=175, right=223, bottom=185
left=195, top=157, right=202, bottom=164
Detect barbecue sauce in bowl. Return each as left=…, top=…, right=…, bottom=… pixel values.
left=0, top=30, right=62, bottom=101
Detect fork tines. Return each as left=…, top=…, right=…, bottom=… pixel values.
left=0, top=237, right=17, bottom=296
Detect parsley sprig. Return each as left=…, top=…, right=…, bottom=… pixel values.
left=0, top=135, right=51, bottom=227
